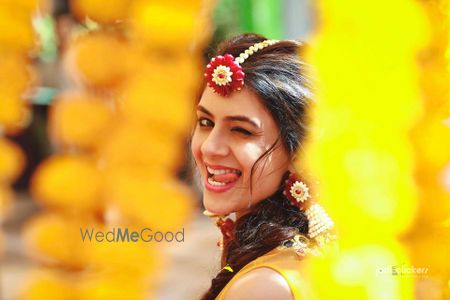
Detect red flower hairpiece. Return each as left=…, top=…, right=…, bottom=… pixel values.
left=204, top=54, right=244, bottom=97
left=204, top=40, right=280, bottom=97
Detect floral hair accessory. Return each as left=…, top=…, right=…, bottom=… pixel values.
left=283, top=172, right=311, bottom=207
left=204, top=40, right=280, bottom=96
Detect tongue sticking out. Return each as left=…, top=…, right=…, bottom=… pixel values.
left=212, top=173, right=240, bottom=183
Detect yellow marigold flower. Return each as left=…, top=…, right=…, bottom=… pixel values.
left=31, top=155, right=102, bottom=212
left=23, top=212, right=97, bottom=268
left=49, top=92, right=114, bottom=150
left=129, top=1, right=202, bottom=48
left=0, top=4, right=36, bottom=53
left=0, top=138, right=25, bottom=184
left=0, top=0, right=49, bottom=14
left=117, top=68, right=193, bottom=135
left=86, top=239, right=164, bottom=277
left=78, top=273, right=148, bottom=300
left=0, top=90, right=31, bottom=134
left=105, top=173, right=194, bottom=232
left=413, top=117, right=450, bottom=171
left=20, top=269, right=76, bottom=300
left=70, top=0, right=130, bottom=25
left=66, top=32, right=129, bottom=87
left=0, top=51, right=37, bottom=94
left=100, top=121, right=183, bottom=174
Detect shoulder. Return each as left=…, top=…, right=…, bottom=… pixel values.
left=223, top=267, right=294, bottom=300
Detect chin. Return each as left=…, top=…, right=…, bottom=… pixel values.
left=203, top=197, right=234, bottom=216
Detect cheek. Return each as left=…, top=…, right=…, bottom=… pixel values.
left=238, top=143, right=265, bottom=174
left=239, top=142, right=289, bottom=187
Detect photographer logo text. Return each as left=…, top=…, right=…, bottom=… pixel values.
left=80, top=227, right=184, bottom=243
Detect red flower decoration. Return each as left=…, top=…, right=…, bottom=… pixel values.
left=204, top=54, right=245, bottom=96
left=283, top=172, right=311, bottom=209
left=217, top=217, right=235, bottom=240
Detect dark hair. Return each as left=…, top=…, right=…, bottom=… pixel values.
left=199, top=33, right=313, bottom=300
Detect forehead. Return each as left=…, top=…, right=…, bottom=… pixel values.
left=198, top=87, right=273, bottom=123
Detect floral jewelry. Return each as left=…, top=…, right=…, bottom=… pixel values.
left=305, top=203, right=334, bottom=239
left=203, top=210, right=235, bottom=249
left=204, top=40, right=280, bottom=96
left=283, top=171, right=336, bottom=250
left=283, top=172, right=311, bottom=208
left=279, top=234, right=310, bottom=258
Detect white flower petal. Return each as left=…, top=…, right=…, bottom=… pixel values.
left=212, top=65, right=233, bottom=86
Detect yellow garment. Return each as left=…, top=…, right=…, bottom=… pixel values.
left=216, top=246, right=316, bottom=300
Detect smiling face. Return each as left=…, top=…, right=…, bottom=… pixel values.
left=191, top=87, right=292, bottom=217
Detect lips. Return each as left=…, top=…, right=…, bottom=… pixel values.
left=204, top=163, right=242, bottom=193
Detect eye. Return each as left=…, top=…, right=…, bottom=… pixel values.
left=198, top=117, right=213, bottom=127
left=232, top=127, right=252, bottom=136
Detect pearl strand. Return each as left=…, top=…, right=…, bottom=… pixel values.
left=235, top=40, right=280, bottom=65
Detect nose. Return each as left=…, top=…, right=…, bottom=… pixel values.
left=200, top=128, right=230, bottom=159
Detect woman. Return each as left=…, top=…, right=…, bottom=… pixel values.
left=191, top=33, right=335, bottom=300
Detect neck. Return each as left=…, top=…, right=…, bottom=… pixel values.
left=235, top=207, right=253, bottom=220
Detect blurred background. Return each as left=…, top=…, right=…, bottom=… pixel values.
left=0, top=0, right=448, bottom=299
left=0, top=1, right=317, bottom=299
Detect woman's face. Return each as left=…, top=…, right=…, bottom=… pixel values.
left=191, top=87, right=291, bottom=217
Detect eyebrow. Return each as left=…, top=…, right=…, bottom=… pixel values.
left=197, top=105, right=261, bottom=129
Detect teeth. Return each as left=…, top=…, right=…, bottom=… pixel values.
left=207, top=166, right=241, bottom=175
left=208, top=177, right=226, bottom=186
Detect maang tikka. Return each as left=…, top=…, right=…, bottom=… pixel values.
left=204, top=39, right=280, bottom=96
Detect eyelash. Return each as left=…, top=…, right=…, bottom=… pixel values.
left=197, top=117, right=253, bottom=136
left=232, top=127, right=253, bottom=136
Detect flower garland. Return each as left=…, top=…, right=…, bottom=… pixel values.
left=302, top=0, right=430, bottom=299
left=21, top=1, right=216, bottom=298
left=409, top=0, right=450, bottom=297
left=0, top=0, right=35, bottom=264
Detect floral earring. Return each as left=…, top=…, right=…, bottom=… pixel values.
left=283, top=171, right=311, bottom=209
left=282, top=171, right=335, bottom=249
